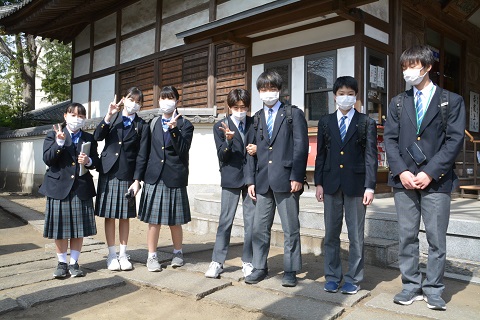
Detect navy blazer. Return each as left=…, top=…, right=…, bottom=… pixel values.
left=314, top=110, right=378, bottom=197
left=246, top=104, right=309, bottom=194
left=384, top=86, right=466, bottom=192
left=214, top=116, right=255, bottom=189
left=144, top=116, right=194, bottom=187
left=39, top=128, right=99, bottom=200
left=94, top=113, right=149, bottom=181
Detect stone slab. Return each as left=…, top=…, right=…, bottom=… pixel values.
left=120, top=267, right=231, bottom=300
left=0, top=197, right=45, bottom=233
left=255, top=276, right=370, bottom=307
left=181, top=261, right=245, bottom=282
left=342, top=308, right=426, bottom=320
left=366, top=293, right=477, bottom=319
left=0, top=259, right=53, bottom=278
left=3, top=273, right=125, bottom=309
left=0, top=250, right=54, bottom=268
left=0, top=269, right=54, bottom=290
left=0, top=295, right=22, bottom=315
left=205, top=285, right=345, bottom=320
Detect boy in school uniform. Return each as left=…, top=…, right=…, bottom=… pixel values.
left=315, top=76, right=378, bottom=294
left=245, top=70, right=309, bottom=287
left=205, top=88, right=257, bottom=279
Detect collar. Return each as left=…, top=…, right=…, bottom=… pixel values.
left=413, top=81, right=435, bottom=97
left=336, top=107, right=355, bottom=121
left=122, top=113, right=135, bottom=121
left=263, top=100, right=282, bottom=114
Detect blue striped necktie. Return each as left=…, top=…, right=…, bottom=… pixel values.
left=266, top=108, right=274, bottom=139
left=339, top=115, right=347, bottom=142
left=415, top=91, right=424, bottom=130
left=238, top=121, right=244, bottom=134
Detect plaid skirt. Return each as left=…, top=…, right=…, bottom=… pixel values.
left=138, top=180, right=191, bottom=226
left=95, top=173, right=136, bottom=219
left=44, top=193, right=97, bottom=239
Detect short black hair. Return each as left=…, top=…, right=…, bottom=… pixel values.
left=125, top=87, right=144, bottom=104
left=227, top=88, right=251, bottom=109
left=160, top=85, right=180, bottom=100
left=61, top=102, right=87, bottom=129
left=399, top=45, right=435, bottom=69
left=333, top=76, right=358, bottom=95
left=256, top=70, right=283, bottom=91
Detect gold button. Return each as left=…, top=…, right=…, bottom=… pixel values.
left=71, top=175, right=74, bottom=179
left=72, top=162, right=75, bottom=166
left=441, top=173, right=444, bottom=176
left=163, top=147, right=165, bottom=150
left=417, top=137, right=421, bottom=141
left=269, top=147, right=272, bottom=150
left=161, top=160, right=164, bottom=163
left=101, top=124, right=105, bottom=128
left=118, top=142, right=122, bottom=144
left=115, top=153, right=119, bottom=156
left=269, top=160, right=272, bottom=164
left=340, top=151, right=344, bottom=155
left=340, top=164, right=344, bottom=168
left=173, top=133, right=176, bottom=137
left=57, top=150, right=61, bottom=154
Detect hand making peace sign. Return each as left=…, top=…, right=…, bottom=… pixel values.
left=52, top=123, right=66, bottom=141
left=105, top=94, right=128, bottom=122
left=218, top=121, right=235, bottom=141
left=167, top=113, right=182, bottom=129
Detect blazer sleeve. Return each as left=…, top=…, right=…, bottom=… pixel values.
left=94, top=115, right=116, bottom=141
left=169, top=118, right=194, bottom=159
left=314, top=117, right=327, bottom=186
left=384, top=98, right=410, bottom=178
left=364, top=117, right=378, bottom=189
left=133, top=120, right=150, bottom=181
left=213, top=121, right=233, bottom=164
left=290, top=108, right=309, bottom=183
left=43, top=131, right=65, bottom=167
left=422, top=93, right=466, bottom=181
left=86, top=136, right=100, bottom=170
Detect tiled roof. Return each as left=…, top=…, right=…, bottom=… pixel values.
left=0, top=1, right=32, bottom=19
left=25, top=100, right=70, bottom=124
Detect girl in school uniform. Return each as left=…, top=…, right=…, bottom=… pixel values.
left=138, top=85, right=194, bottom=272
left=39, top=103, right=99, bottom=278
left=94, top=87, right=149, bottom=271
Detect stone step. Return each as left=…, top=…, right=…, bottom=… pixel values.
left=186, top=211, right=398, bottom=267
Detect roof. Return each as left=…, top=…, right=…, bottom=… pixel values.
left=25, top=100, right=70, bottom=124
left=0, top=1, right=32, bottom=19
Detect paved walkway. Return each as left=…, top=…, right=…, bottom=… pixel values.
left=1, top=194, right=480, bottom=319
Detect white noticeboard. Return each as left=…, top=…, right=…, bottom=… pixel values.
left=470, top=91, right=479, bottom=132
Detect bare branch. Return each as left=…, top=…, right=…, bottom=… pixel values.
left=0, top=36, right=14, bottom=60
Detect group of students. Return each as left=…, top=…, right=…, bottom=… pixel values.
left=40, top=45, right=464, bottom=311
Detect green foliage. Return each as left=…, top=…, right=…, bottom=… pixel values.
left=38, top=39, right=71, bottom=104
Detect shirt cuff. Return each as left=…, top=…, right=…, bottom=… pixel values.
left=56, top=139, right=65, bottom=147
left=86, top=157, right=92, bottom=167
left=365, top=188, right=375, bottom=194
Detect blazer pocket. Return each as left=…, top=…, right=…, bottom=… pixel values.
left=282, top=160, right=293, bottom=168
left=46, top=171, right=61, bottom=179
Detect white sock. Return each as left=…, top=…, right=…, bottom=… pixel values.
left=108, top=246, right=116, bottom=257
left=173, top=249, right=182, bottom=254
left=119, top=244, right=127, bottom=258
left=148, top=252, right=157, bottom=259
left=70, top=250, right=80, bottom=264
left=57, top=252, right=67, bottom=263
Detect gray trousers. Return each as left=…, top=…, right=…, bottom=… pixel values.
left=394, top=189, right=451, bottom=296
left=252, top=189, right=302, bottom=272
left=211, top=186, right=255, bottom=264
left=323, top=189, right=366, bottom=284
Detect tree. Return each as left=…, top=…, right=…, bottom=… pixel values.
left=38, top=40, right=71, bottom=104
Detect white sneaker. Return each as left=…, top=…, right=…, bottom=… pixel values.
left=119, top=255, right=133, bottom=271
left=147, top=257, right=162, bottom=272
left=205, top=261, right=223, bottom=278
left=242, top=262, right=254, bottom=277
left=107, top=255, right=120, bottom=271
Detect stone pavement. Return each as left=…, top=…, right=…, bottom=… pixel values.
left=1, top=195, right=480, bottom=319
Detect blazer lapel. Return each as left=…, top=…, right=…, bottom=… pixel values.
left=260, top=111, right=269, bottom=142
left=418, top=85, right=441, bottom=135
left=63, top=127, right=76, bottom=160
left=329, top=112, right=342, bottom=147
left=228, top=116, right=245, bottom=148
left=115, top=113, right=124, bottom=142
left=403, top=89, right=417, bottom=130
left=270, top=104, right=286, bottom=144
left=123, top=115, right=139, bottom=141
left=343, top=111, right=359, bottom=145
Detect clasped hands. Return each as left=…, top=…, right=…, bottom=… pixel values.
left=399, top=171, right=432, bottom=190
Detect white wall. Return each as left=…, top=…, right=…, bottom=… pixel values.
left=0, top=137, right=44, bottom=174
left=75, top=25, right=90, bottom=53
left=360, top=0, right=389, bottom=22
left=365, top=24, right=389, bottom=44
left=122, top=0, right=157, bottom=34
left=120, top=29, right=155, bottom=64
left=251, top=64, right=264, bottom=114
left=216, top=0, right=275, bottom=20
left=160, top=10, right=209, bottom=51
left=93, top=44, right=116, bottom=72
left=72, top=81, right=89, bottom=113
left=291, top=56, right=305, bottom=111
left=94, top=13, right=116, bottom=45
left=162, top=0, right=208, bottom=18
left=188, top=125, right=220, bottom=186
left=74, top=54, right=90, bottom=78
left=91, top=74, right=115, bottom=119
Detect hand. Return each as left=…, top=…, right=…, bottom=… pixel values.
left=246, top=144, right=257, bottom=156
left=219, top=121, right=235, bottom=140
left=315, top=185, right=324, bottom=202
left=128, top=180, right=141, bottom=196
left=363, top=191, right=374, bottom=205
left=168, top=113, right=182, bottom=129
left=248, top=185, right=256, bottom=201
left=53, top=124, right=65, bottom=141
left=77, top=152, right=89, bottom=165
left=290, top=180, right=303, bottom=193
left=105, top=94, right=124, bottom=122
left=413, top=172, right=432, bottom=189
left=399, top=171, right=418, bottom=189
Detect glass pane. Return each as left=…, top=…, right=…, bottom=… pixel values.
left=444, top=38, right=461, bottom=94
left=265, top=64, right=290, bottom=100
left=306, top=92, right=332, bottom=121
left=306, top=56, right=334, bottom=91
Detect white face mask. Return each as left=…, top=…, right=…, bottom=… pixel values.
left=259, top=91, right=279, bottom=106
left=232, top=111, right=247, bottom=121
left=403, top=67, right=426, bottom=86
left=335, top=95, right=356, bottom=111
left=124, top=99, right=141, bottom=114
left=159, top=99, right=176, bottom=114
left=66, top=115, right=85, bottom=132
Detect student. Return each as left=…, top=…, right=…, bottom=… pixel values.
left=384, top=45, right=465, bottom=310
left=205, top=88, right=256, bottom=279
left=138, top=86, right=194, bottom=272
left=94, top=87, right=149, bottom=271
left=314, top=76, right=378, bottom=294
left=245, top=70, right=309, bottom=287
left=40, top=103, right=99, bottom=278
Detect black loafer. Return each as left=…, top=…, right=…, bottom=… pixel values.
left=245, top=268, right=268, bottom=284
left=282, top=271, right=297, bottom=287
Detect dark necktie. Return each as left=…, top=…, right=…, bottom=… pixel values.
left=415, top=91, right=424, bottom=130
left=71, top=131, right=81, bottom=145
left=122, top=116, right=132, bottom=128
left=238, top=121, right=244, bottom=134
left=339, top=116, right=347, bottom=142
left=267, top=109, right=274, bottom=139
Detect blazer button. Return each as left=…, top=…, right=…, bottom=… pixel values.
left=101, top=124, right=105, bottom=128
left=72, top=162, right=75, bottom=166
left=163, top=147, right=165, bottom=150
left=417, top=137, right=421, bottom=141
left=340, top=164, right=344, bottom=168
left=269, top=147, right=273, bottom=150
left=340, top=151, right=344, bottom=155
left=57, top=150, right=61, bottom=154
left=118, top=142, right=122, bottom=144
left=115, top=153, right=119, bottom=156
left=161, top=160, right=164, bottom=163
left=71, top=175, right=75, bottom=179
left=269, top=160, right=272, bottom=164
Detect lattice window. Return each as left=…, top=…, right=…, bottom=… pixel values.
left=119, top=62, right=155, bottom=110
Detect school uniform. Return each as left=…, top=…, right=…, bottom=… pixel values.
left=211, top=115, right=255, bottom=264
left=245, top=101, right=309, bottom=273
left=94, top=113, right=149, bottom=219
left=39, top=128, right=99, bottom=239
left=138, top=115, right=194, bottom=225
left=314, top=108, right=377, bottom=285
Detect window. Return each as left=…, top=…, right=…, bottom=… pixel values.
left=265, top=59, right=291, bottom=105
left=304, top=51, right=336, bottom=121
left=119, top=62, right=154, bottom=110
